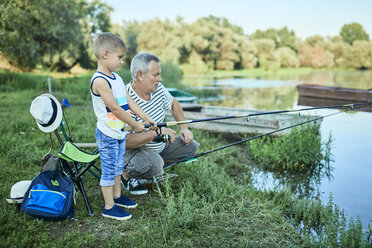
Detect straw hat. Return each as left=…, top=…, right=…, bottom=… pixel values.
left=30, top=94, right=62, bottom=133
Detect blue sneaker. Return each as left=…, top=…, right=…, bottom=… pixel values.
left=102, top=204, right=132, bottom=220
left=114, top=195, right=138, bottom=208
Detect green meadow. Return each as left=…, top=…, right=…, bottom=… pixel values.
left=0, top=70, right=371, bottom=247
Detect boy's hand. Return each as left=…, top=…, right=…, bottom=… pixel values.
left=133, top=122, right=146, bottom=133
left=145, top=118, right=158, bottom=130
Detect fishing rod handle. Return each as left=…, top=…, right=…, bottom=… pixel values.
left=122, top=122, right=167, bottom=131
left=122, top=123, right=154, bottom=131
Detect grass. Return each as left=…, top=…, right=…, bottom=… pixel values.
left=249, top=122, right=333, bottom=171
left=0, top=70, right=371, bottom=247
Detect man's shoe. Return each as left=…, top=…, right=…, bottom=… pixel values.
left=114, top=195, right=138, bottom=208
left=122, top=178, right=148, bottom=195
left=102, top=204, right=132, bottom=220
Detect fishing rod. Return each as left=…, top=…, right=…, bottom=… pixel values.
left=124, top=102, right=372, bottom=131
left=163, top=104, right=370, bottom=170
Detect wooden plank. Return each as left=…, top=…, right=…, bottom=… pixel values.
left=165, top=104, right=317, bottom=135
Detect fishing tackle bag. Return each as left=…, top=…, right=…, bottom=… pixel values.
left=20, top=162, right=74, bottom=221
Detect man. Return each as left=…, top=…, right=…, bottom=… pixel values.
left=122, top=52, right=199, bottom=195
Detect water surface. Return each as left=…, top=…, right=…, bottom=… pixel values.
left=183, top=71, right=372, bottom=229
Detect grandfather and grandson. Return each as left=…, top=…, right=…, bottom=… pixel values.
left=91, top=32, right=199, bottom=221
left=91, top=32, right=156, bottom=220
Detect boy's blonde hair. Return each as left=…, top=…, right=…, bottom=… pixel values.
left=93, top=32, right=127, bottom=59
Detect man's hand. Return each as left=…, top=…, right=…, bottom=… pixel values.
left=161, top=128, right=177, bottom=143
left=180, top=128, right=193, bottom=144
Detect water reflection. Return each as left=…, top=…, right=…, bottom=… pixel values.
left=182, top=70, right=372, bottom=228
left=184, top=71, right=372, bottom=110
left=249, top=160, right=334, bottom=199
left=190, top=86, right=298, bottom=110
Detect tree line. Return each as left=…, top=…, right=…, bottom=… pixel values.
left=1, top=0, right=371, bottom=72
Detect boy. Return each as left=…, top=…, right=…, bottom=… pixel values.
left=91, top=32, right=155, bottom=220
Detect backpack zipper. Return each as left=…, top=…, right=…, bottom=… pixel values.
left=29, top=189, right=67, bottom=199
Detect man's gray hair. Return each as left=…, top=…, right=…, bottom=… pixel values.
left=130, top=52, right=160, bottom=80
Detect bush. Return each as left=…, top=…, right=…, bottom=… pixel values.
left=248, top=122, right=333, bottom=170
left=160, top=61, right=183, bottom=86
left=336, top=40, right=372, bottom=70
left=241, top=53, right=257, bottom=69
left=273, top=47, right=299, bottom=68
left=0, top=71, right=47, bottom=91
left=258, top=56, right=280, bottom=71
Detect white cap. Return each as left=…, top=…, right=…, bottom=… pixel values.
left=6, top=180, right=32, bottom=204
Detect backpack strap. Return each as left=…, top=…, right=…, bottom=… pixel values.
left=52, top=158, right=65, bottom=184
left=41, top=133, right=53, bottom=167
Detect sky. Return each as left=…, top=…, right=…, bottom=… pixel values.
left=103, top=0, right=372, bottom=39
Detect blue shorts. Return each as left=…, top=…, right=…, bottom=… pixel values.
left=95, top=128, right=126, bottom=187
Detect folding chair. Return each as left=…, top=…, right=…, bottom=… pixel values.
left=52, top=100, right=101, bottom=216
left=57, top=141, right=100, bottom=216
left=57, top=106, right=101, bottom=181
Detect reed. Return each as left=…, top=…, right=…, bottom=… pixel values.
left=248, top=122, right=333, bottom=171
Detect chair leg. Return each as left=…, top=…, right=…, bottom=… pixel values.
left=74, top=179, right=94, bottom=216
left=61, top=159, right=94, bottom=216
left=153, top=176, right=164, bottom=201
left=71, top=162, right=95, bottom=217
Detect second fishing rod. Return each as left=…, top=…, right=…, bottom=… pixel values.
left=163, top=103, right=371, bottom=170
left=123, top=102, right=372, bottom=131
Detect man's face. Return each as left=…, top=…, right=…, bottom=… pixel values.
left=142, top=61, right=162, bottom=93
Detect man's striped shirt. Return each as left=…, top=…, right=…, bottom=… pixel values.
left=126, top=82, right=173, bottom=153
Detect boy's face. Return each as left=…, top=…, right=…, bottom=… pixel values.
left=106, top=47, right=125, bottom=72
left=142, top=61, right=162, bottom=93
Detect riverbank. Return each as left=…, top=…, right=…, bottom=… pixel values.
left=0, top=71, right=371, bottom=247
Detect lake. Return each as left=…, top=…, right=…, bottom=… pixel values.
left=183, top=70, right=372, bottom=230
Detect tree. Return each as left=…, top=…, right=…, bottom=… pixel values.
left=340, top=23, right=369, bottom=45
left=237, top=38, right=257, bottom=69
left=336, top=40, right=372, bottom=69
left=250, top=27, right=298, bottom=51
left=252, top=39, right=280, bottom=70
left=182, top=16, right=244, bottom=70
left=274, top=47, right=299, bottom=68
left=298, top=44, right=334, bottom=69
left=113, top=21, right=140, bottom=67
left=135, top=18, right=182, bottom=64
left=326, top=36, right=345, bottom=67
left=0, top=0, right=112, bottom=71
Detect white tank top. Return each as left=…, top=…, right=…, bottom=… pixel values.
left=90, top=71, right=129, bottom=140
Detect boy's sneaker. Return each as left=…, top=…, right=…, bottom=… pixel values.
left=102, top=204, right=132, bottom=220
left=114, top=195, right=138, bottom=208
left=122, top=178, right=148, bottom=195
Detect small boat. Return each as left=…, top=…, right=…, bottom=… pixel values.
left=166, top=88, right=197, bottom=103
left=165, top=104, right=321, bottom=136
left=297, top=84, right=372, bottom=102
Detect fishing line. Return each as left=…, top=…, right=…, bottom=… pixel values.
left=163, top=104, right=370, bottom=169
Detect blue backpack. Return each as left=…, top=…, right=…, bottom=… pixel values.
left=21, top=167, right=75, bottom=221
